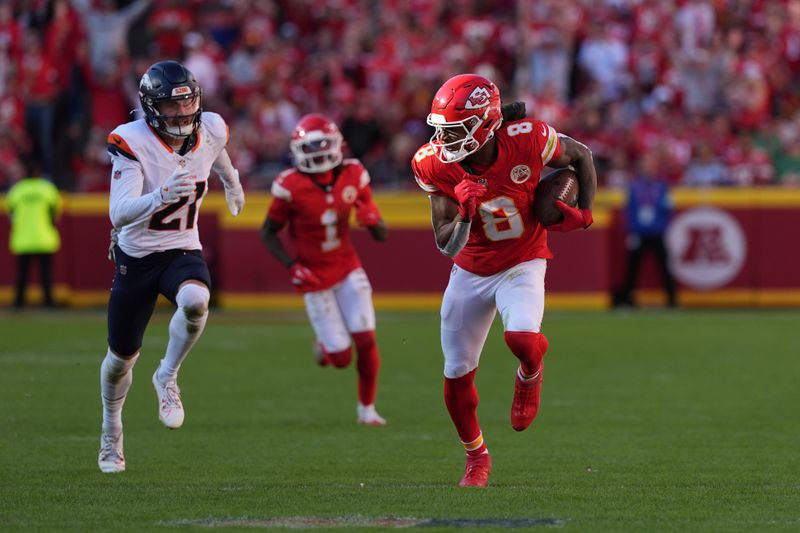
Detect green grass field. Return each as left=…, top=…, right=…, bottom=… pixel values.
left=1, top=309, right=798, bottom=532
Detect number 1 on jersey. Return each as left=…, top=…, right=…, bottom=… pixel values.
left=320, top=208, right=341, bottom=252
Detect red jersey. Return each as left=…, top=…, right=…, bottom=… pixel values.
left=412, top=119, right=561, bottom=276
left=268, top=159, right=378, bottom=291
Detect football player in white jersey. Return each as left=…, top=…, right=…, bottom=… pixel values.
left=98, top=60, right=245, bottom=473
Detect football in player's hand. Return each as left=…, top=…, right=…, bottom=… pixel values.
left=533, top=168, right=579, bottom=227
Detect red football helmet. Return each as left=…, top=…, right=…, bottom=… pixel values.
left=427, top=74, right=503, bottom=163
left=290, top=113, right=343, bottom=173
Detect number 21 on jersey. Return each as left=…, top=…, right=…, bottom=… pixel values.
left=149, top=181, right=206, bottom=231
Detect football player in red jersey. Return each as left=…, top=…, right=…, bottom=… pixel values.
left=261, top=113, right=389, bottom=426
left=411, top=74, right=597, bottom=487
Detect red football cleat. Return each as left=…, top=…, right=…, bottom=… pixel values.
left=458, top=453, right=492, bottom=487
left=511, top=366, right=543, bottom=432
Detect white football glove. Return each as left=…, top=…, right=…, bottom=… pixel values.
left=223, top=169, right=245, bottom=216
left=160, top=168, right=195, bottom=204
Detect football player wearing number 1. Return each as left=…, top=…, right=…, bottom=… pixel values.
left=261, top=114, right=388, bottom=426
left=97, top=60, right=245, bottom=473
left=411, top=74, right=597, bottom=487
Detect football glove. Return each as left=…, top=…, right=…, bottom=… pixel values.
left=547, top=200, right=593, bottom=232
left=354, top=199, right=381, bottom=227
left=107, top=228, right=119, bottom=262
left=160, top=168, right=195, bottom=204
left=454, top=178, right=486, bottom=220
left=289, top=263, right=323, bottom=291
left=224, top=181, right=245, bottom=217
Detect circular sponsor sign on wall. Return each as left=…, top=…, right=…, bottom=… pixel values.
left=665, top=207, right=747, bottom=290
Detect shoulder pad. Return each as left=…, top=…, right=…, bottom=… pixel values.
left=201, top=112, right=230, bottom=145
left=341, top=159, right=370, bottom=188
left=107, top=128, right=138, bottom=161
left=271, top=178, right=292, bottom=201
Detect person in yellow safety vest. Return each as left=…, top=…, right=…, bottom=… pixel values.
left=4, top=173, right=62, bottom=308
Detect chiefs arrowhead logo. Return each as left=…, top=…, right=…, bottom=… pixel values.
left=510, top=164, right=531, bottom=184
left=464, top=86, right=491, bottom=109
left=342, top=185, right=358, bottom=203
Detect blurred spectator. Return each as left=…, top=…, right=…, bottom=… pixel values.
left=18, top=31, right=59, bottom=180
left=0, top=132, right=26, bottom=191
left=769, top=111, right=800, bottom=184
left=4, top=169, right=62, bottom=308
left=340, top=97, right=382, bottom=162
left=70, top=0, right=152, bottom=78
left=3, top=0, right=800, bottom=191
left=780, top=0, right=800, bottom=76
left=86, top=59, right=135, bottom=132
left=674, top=0, right=716, bottom=57
left=522, top=81, right=569, bottom=130
left=672, top=38, right=729, bottom=115
left=0, top=3, right=22, bottom=98
left=726, top=45, right=772, bottom=131
left=725, top=131, right=774, bottom=186
left=605, top=149, right=634, bottom=189
left=182, top=32, right=223, bottom=101
left=147, top=0, right=192, bottom=58
left=522, top=25, right=572, bottom=103
left=774, top=136, right=800, bottom=185
left=615, top=151, right=677, bottom=308
left=577, top=22, right=630, bottom=101
left=683, top=142, right=732, bottom=187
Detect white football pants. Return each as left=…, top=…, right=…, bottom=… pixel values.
left=440, top=258, right=547, bottom=378
left=303, top=267, right=376, bottom=353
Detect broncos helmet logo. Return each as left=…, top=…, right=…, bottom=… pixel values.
left=140, top=73, right=154, bottom=91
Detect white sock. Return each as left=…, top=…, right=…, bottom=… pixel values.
left=157, top=284, right=209, bottom=383
left=100, top=349, right=139, bottom=433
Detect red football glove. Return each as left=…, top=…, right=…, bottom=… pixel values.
left=547, top=200, right=593, bottom=232
left=354, top=199, right=381, bottom=227
left=289, top=263, right=323, bottom=291
left=454, top=179, right=487, bottom=220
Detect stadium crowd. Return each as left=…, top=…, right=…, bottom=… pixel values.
left=2, top=0, right=800, bottom=192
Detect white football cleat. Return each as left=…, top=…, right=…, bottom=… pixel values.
left=152, top=368, right=184, bottom=429
left=357, top=403, right=386, bottom=426
left=98, top=431, right=125, bottom=473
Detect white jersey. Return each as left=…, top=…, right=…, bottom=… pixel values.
left=107, top=112, right=229, bottom=257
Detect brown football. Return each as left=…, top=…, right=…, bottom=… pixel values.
left=533, top=168, right=580, bottom=227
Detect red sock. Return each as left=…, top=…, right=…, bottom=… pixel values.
left=326, top=346, right=352, bottom=368
left=462, top=432, right=488, bottom=456
left=444, top=369, right=485, bottom=456
left=504, top=331, right=548, bottom=377
left=352, top=331, right=380, bottom=405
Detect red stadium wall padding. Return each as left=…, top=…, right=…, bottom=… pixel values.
left=1, top=189, right=798, bottom=308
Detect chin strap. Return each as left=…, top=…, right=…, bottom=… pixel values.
left=176, top=131, right=196, bottom=156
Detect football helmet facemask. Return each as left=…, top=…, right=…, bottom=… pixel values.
left=290, top=114, right=343, bottom=173
left=427, top=73, right=503, bottom=163
left=139, top=60, right=202, bottom=138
